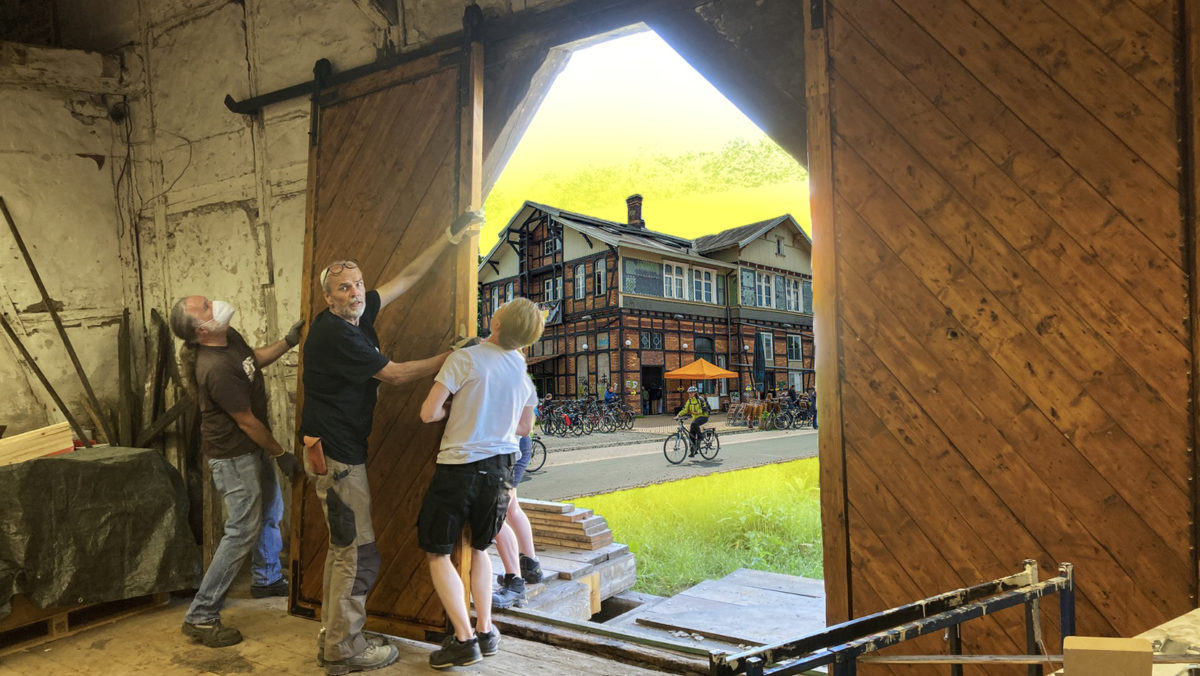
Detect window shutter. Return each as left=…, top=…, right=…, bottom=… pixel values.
left=775, top=274, right=786, bottom=309
left=802, top=279, right=813, bottom=313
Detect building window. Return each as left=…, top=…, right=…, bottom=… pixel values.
left=505, top=282, right=514, bottom=302
left=756, top=271, right=773, bottom=308
left=595, top=263, right=606, bottom=296
left=576, top=355, right=589, bottom=396
left=597, top=353, right=610, bottom=389
left=776, top=238, right=784, bottom=255
left=788, top=372, right=803, bottom=390
left=651, top=332, right=663, bottom=350
left=692, top=269, right=714, bottom=304
left=557, top=275, right=563, bottom=300
left=492, top=287, right=500, bottom=313
left=785, top=279, right=801, bottom=312
left=574, top=264, right=586, bottom=299
left=639, top=330, right=651, bottom=349
left=716, top=275, right=725, bottom=306
left=759, top=331, right=774, bottom=364
left=543, top=279, right=552, bottom=301
left=786, top=335, right=803, bottom=361
left=542, top=237, right=561, bottom=256
left=664, top=265, right=685, bottom=299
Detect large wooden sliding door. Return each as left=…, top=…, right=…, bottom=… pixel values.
left=288, top=36, right=483, bottom=640
left=807, top=0, right=1194, bottom=668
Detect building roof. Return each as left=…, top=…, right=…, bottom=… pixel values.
left=693, top=214, right=810, bottom=254
left=479, top=201, right=805, bottom=271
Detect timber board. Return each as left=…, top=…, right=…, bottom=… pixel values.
left=836, top=213, right=1188, bottom=625
left=833, top=146, right=1191, bottom=556
left=816, top=0, right=1193, bottom=655
left=829, top=14, right=1190, bottom=422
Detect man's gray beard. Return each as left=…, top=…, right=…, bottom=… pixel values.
left=336, top=304, right=365, bottom=322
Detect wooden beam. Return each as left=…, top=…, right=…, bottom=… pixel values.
left=804, top=0, right=850, bottom=624
left=1181, top=0, right=1200, bottom=607
left=0, top=197, right=114, bottom=444
left=0, top=314, right=91, bottom=447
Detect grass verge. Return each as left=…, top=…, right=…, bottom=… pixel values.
left=574, top=458, right=821, bottom=597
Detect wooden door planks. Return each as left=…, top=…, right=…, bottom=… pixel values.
left=832, top=146, right=1191, bottom=552
left=888, top=0, right=1181, bottom=255
left=291, top=45, right=479, bottom=640
left=826, top=72, right=1189, bottom=463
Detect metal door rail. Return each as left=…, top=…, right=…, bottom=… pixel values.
left=710, top=559, right=1075, bottom=676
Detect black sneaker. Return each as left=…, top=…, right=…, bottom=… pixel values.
left=492, top=576, right=526, bottom=609
left=519, top=554, right=543, bottom=584
left=181, top=620, right=242, bottom=647
left=250, top=578, right=288, bottom=598
left=477, top=625, right=500, bottom=656
left=429, top=635, right=482, bottom=669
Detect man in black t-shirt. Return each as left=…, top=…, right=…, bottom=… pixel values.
left=168, top=296, right=303, bottom=648
left=301, top=210, right=481, bottom=674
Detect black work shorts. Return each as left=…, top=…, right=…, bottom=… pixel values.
left=418, top=453, right=515, bottom=555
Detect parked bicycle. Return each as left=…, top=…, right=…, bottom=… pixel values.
left=526, top=435, right=547, bottom=473
left=663, top=415, right=720, bottom=464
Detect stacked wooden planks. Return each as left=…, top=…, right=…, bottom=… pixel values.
left=520, top=498, right=614, bottom=550
left=0, top=422, right=73, bottom=467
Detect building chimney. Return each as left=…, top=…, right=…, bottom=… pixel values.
left=625, top=194, right=644, bottom=228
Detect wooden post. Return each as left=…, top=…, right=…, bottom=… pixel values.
left=804, top=0, right=851, bottom=624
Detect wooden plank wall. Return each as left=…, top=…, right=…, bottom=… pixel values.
left=809, top=0, right=1192, bottom=666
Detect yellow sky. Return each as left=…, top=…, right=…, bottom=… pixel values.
left=480, top=30, right=810, bottom=252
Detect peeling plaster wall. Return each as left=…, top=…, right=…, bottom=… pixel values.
left=0, top=42, right=129, bottom=436
left=38, top=0, right=556, bottom=441
left=8, top=1, right=802, bottom=441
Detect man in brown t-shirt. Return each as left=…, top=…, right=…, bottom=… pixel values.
left=168, top=295, right=303, bottom=648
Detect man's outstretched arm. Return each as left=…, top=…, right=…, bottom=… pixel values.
left=373, top=351, right=451, bottom=386
left=376, top=210, right=484, bottom=308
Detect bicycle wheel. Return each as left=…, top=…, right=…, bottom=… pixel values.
left=621, top=411, right=634, bottom=430
left=600, top=415, right=616, bottom=433
left=777, top=411, right=794, bottom=429
left=663, top=433, right=688, bottom=464
left=527, top=438, right=547, bottom=472
left=700, top=430, right=720, bottom=460
left=582, top=416, right=595, bottom=434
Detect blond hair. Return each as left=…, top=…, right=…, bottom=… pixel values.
left=492, top=298, right=544, bottom=349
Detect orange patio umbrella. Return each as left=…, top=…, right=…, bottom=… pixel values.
left=664, top=358, right=737, bottom=380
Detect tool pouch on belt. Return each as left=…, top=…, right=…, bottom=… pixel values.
left=302, top=436, right=327, bottom=476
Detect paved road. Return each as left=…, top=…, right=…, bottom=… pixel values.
left=517, top=428, right=818, bottom=501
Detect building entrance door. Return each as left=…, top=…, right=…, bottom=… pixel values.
left=641, top=366, right=664, bottom=415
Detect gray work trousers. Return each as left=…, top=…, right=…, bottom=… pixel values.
left=311, top=456, right=379, bottom=662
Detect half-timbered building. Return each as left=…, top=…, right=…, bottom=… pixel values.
left=479, top=195, right=813, bottom=413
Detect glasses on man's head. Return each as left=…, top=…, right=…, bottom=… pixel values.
left=320, top=260, right=359, bottom=288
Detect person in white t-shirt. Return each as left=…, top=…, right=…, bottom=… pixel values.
left=417, top=297, right=543, bottom=669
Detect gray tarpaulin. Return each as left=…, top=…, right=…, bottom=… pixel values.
left=0, top=446, right=200, bottom=618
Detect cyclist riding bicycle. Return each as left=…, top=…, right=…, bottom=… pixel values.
left=676, top=386, right=710, bottom=455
